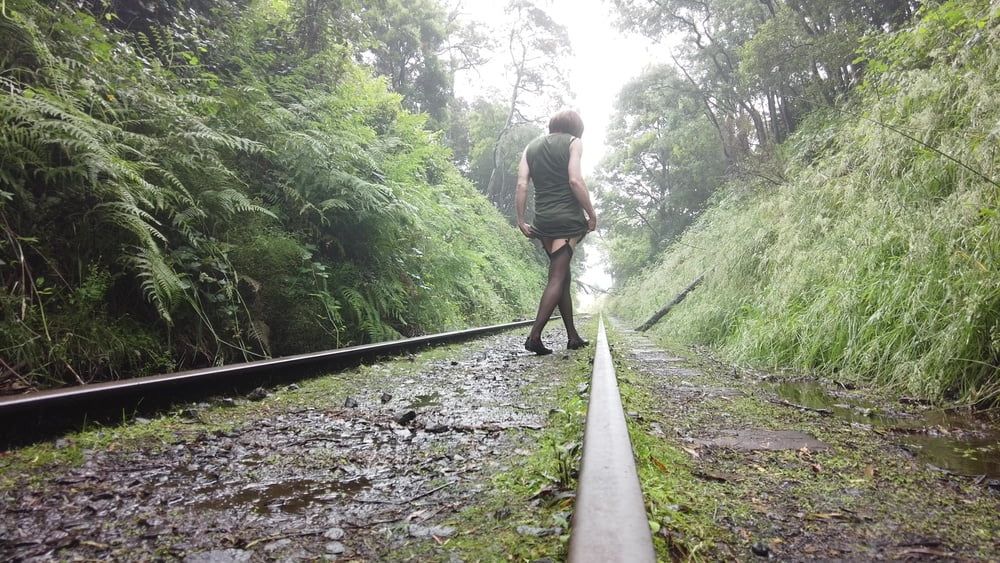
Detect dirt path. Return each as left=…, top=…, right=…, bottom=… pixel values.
left=0, top=326, right=590, bottom=562
left=610, top=322, right=1000, bottom=561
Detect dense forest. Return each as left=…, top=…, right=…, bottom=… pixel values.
left=0, top=0, right=579, bottom=393
left=603, top=0, right=999, bottom=404
left=2, top=0, right=998, bottom=405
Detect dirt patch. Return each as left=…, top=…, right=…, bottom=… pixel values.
left=0, top=327, right=588, bottom=561
left=696, top=429, right=829, bottom=451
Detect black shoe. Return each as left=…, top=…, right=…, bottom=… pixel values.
left=524, top=336, right=553, bottom=355
left=567, top=337, right=590, bottom=350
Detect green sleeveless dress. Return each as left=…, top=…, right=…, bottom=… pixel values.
left=525, top=133, right=589, bottom=240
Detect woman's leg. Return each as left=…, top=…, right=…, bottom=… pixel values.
left=557, top=238, right=582, bottom=342
left=527, top=238, right=577, bottom=352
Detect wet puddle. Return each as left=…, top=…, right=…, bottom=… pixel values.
left=775, top=381, right=1000, bottom=477
left=195, top=477, right=371, bottom=514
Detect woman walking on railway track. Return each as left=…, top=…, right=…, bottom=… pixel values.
left=515, top=109, right=598, bottom=355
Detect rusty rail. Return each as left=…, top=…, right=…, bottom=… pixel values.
left=0, top=319, right=540, bottom=446
left=568, top=315, right=656, bottom=562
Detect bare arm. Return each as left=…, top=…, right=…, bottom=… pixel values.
left=568, top=140, right=597, bottom=231
left=515, top=149, right=533, bottom=238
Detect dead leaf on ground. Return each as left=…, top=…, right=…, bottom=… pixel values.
left=651, top=455, right=671, bottom=472
left=680, top=447, right=700, bottom=459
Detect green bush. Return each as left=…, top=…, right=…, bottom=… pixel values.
left=0, top=0, right=544, bottom=390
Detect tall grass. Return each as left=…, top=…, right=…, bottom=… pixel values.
left=609, top=0, right=1000, bottom=404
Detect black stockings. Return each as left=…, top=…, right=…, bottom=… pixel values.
left=529, top=243, right=580, bottom=340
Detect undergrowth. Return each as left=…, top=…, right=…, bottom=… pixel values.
left=0, top=1, right=544, bottom=392
left=609, top=0, right=1000, bottom=405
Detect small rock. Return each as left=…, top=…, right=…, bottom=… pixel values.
left=409, top=524, right=456, bottom=539
left=426, top=424, right=450, bottom=434
left=262, top=539, right=292, bottom=553
left=751, top=542, right=771, bottom=557
left=218, top=397, right=237, bottom=407
left=343, top=397, right=359, bottom=408
left=576, top=383, right=589, bottom=396
left=380, top=392, right=393, bottom=404
left=286, top=383, right=300, bottom=391
left=987, top=479, right=1000, bottom=492
left=450, top=360, right=459, bottom=366
left=55, top=438, right=71, bottom=449
left=323, top=527, right=345, bottom=540
left=494, top=507, right=513, bottom=520
left=516, top=525, right=562, bottom=537
left=325, top=542, right=346, bottom=554
left=395, top=410, right=417, bottom=425
left=134, top=416, right=152, bottom=424
left=184, top=549, right=253, bottom=563
left=247, top=387, right=268, bottom=401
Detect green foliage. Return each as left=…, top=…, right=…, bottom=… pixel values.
left=595, top=65, right=727, bottom=282
left=0, top=0, right=544, bottom=391
left=610, top=0, right=1000, bottom=404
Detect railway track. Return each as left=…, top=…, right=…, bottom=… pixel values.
left=2, top=315, right=656, bottom=561
left=0, top=319, right=539, bottom=446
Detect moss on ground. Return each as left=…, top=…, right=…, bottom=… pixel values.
left=606, top=321, right=1000, bottom=561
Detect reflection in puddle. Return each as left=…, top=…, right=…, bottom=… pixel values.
left=195, top=477, right=371, bottom=514
left=902, top=435, right=1000, bottom=477
left=775, top=381, right=1000, bottom=477
left=775, top=382, right=897, bottom=425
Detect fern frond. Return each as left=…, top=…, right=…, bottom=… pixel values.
left=127, top=248, right=188, bottom=324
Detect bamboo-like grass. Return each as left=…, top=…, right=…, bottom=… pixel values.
left=611, top=0, right=1000, bottom=405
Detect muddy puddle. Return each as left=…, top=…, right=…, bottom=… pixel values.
left=776, top=381, right=1000, bottom=476
left=194, top=477, right=372, bottom=515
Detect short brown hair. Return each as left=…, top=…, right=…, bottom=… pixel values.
left=548, top=109, right=584, bottom=138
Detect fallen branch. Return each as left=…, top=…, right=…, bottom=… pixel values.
left=449, top=423, right=543, bottom=433
left=769, top=398, right=833, bottom=416
left=637, top=275, right=705, bottom=332
left=354, top=480, right=457, bottom=506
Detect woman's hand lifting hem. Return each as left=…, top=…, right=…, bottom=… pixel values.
left=587, top=215, right=597, bottom=232
left=518, top=222, right=535, bottom=238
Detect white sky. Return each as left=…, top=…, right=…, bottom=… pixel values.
left=453, top=0, right=656, bottom=304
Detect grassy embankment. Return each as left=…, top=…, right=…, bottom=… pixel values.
left=610, top=0, right=1000, bottom=405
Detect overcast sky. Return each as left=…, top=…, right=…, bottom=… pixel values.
left=453, top=1, right=656, bottom=304
left=452, top=0, right=654, bottom=174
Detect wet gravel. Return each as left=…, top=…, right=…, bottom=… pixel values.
left=0, top=328, right=581, bottom=561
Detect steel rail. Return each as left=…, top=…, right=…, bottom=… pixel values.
left=568, top=315, right=656, bottom=562
left=0, top=318, right=539, bottom=446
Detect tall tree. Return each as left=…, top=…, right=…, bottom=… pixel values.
left=611, top=0, right=915, bottom=154
left=596, top=65, right=726, bottom=281
left=483, top=0, right=573, bottom=216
